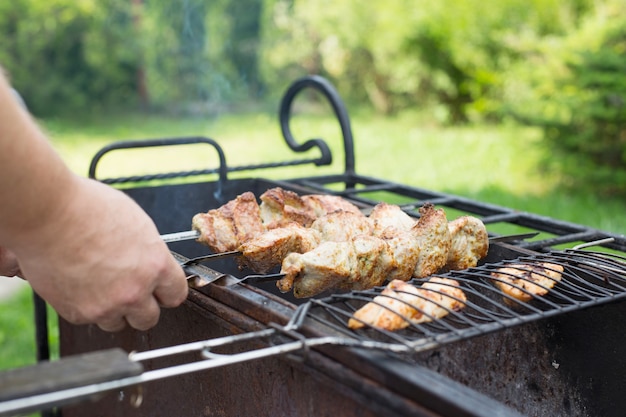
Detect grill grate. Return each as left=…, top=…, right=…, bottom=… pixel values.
left=296, top=249, right=626, bottom=352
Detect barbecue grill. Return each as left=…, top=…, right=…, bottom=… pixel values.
left=4, top=75, right=626, bottom=417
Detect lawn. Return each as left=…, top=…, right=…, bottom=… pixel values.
left=2, top=107, right=626, bottom=372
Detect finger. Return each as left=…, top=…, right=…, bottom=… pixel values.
left=0, top=247, right=21, bottom=277
left=153, top=257, right=188, bottom=308
left=125, top=297, right=161, bottom=331
left=97, top=316, right=128, bottom=333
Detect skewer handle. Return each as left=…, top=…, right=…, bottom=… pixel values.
left=161, top=230, right=200, bottom=243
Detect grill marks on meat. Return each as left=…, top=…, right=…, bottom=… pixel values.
left=490, top=262, right=564, bottom=304
left=348, top=278, right=467, bottom=331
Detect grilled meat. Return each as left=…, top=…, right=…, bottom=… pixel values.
left=259, top=187, right=317, bottom=229
left=384, top=233, right=421, bottom=282
left=302, top=194, right=363, bottom=217
left=445, top=216, right=489, bottom=271
left=192, top=191, right=265, bottom=252
left=279, top=235, right=396, bottom=298
left=238, top=224, right=321, bottom=274
left=311, top=210, right=372, bottom=242
left=348, top=277, right=467, bottom=331
left=369, top=202, right=416, bottom=237
left=490, top=262, right=564, bottom=303
left=409, top=203, right=452, bottom=278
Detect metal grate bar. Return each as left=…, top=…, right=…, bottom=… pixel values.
left=300, top=250, right=626, bottom=353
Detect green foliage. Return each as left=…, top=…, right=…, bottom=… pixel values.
left=0, top=0, right=140, bottom=116
left=504, top=3, right=626, bottom=196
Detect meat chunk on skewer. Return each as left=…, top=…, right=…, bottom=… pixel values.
left=238, top=224, right=321, bottom=274
left=259, top=188, right=317, bottom=229
left=384, top=234, right=421, bottom=282
left=279, top=235, right=396, bottom=298
left=302, top=194, right=363, bottom=217
left=192, top=191, right=265, bottom=252
left=445, top=216, right=489, bottom=271
left=490, top=262, right=564, bottom=304
left=369, top=202, right=416, bottom=237
left=348, top=278, right=467, bottom=331
left=409, top=203, right=452, bottom=278
left=311, top=210, right=372, bottom=242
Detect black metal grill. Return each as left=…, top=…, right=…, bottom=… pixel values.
left=296, top=249, right=626, bottom=352
left=50, top=75, right=626, bottom=417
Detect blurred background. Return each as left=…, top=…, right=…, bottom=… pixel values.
left=1, top=0, right=626, bottom=369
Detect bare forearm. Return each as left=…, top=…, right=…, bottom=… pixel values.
left=0, top=74, right=78, bottom=249
left=0, top=73, right=187, bottom=331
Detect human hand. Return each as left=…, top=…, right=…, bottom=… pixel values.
left=0, top=246, right=21, bottom=278
left=11, top=176, right=188, bottom=332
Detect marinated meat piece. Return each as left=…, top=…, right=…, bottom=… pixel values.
left=445, top=216, right=489, bottom=271
left=311, top=210, right=372, bottom=242
left=384, top=233, right=421, bottom=282
left=238, top=224, right=321, bottom=273
left=369, top=202, right=416, bottom=237
left=302, top=194, right=362, bottom=217
left=348, top=277, right=467, bottom=331
left=490, top=262, right=564, bottom=303
left=410, top=203, right=452, bottom=278
left=259, top=188, right=317, bottom=229
left=278, top=235, right=394, bottom=298
left=192, top=191, right=265, bottom=252
left=278, top=240, right=355, bottom=296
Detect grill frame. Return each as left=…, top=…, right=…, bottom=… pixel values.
left=54, top=75, right=626, bottom=417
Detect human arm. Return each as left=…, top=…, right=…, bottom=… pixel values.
left=0, top=73, right=187, bottom=331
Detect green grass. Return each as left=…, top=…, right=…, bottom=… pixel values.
left=2, top=108, right=626, bottom=372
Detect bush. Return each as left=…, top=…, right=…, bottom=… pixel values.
left=507, top=12, right=626, bottom=196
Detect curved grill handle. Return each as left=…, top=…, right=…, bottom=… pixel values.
left=279, top=75, right=356, bottom=175
left=87, top=136, right=228, bottom=201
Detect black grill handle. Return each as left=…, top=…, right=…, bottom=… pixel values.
left=88, top=136, right=228, bottom=201
left=279, top=75, right=356, bottom=175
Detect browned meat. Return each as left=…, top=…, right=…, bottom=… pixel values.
left=409, top=203, right=452, bottom=278
left=278, top=235, right=395, bottom=298
left=192, top=191, right=265, bottom=252
left=490, top=262, right=564, bottom=303
left=259, top=188, right=317, bottom=229
left=445, top=216, right=489, bottom=271
left=369, top=202, right=416, bottom=237
left=302, top=194, right=362, bottom=217
left=310, top=210, right=372, bottom=242
left=348, top=277, right=467, bottom=331
left=238, top=224, right=321, bottom=273
left=384, top=233, right=421, bottom=282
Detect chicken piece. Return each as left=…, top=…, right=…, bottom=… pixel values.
left=384, top=233, right=421, bottom=282
left=445, top=216, right=489, bottom=271
left=278, top=235, right=395, bottom=298
left=369, top=202, right=416, bottom=237
left=192, top=191, right=265, bottom=252
left=311, top=210, right=372, bottom=242
left=409, top=203, right=452, bottom=278
left=302, top=194, right=363, bottom=217
left=259, top=187, right=317, bottom=229
left=490, top=262, right=564, bottom=304
left=238, top=224, right=321, bottom=273
left=348, top=278, right=466, bottom=331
